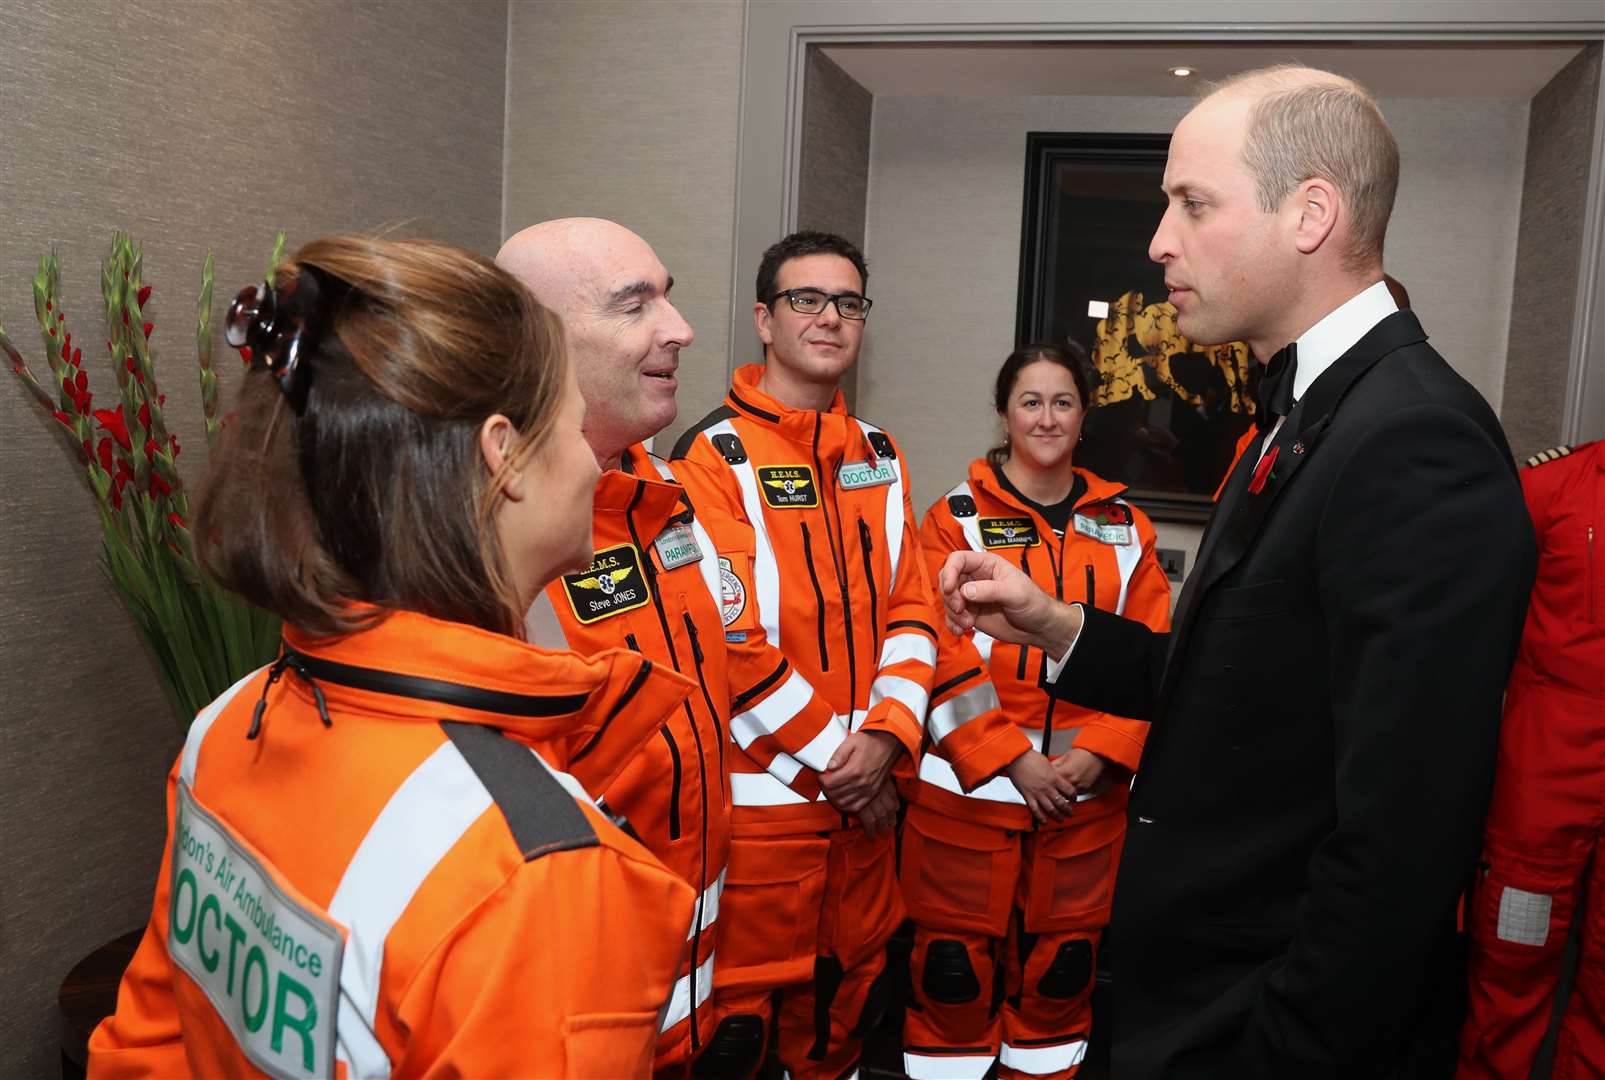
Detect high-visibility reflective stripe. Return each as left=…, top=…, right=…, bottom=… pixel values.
left=523, top=588, right=569, bottom=650
left=688, top=870, right=725, bottom=940
left=648, top=454, right=722, bottom=604
left=858, top=419, right=905, bottom=577
left=920, top=728, right=1097, bottom=805
left=879, top=631, right=937, bottom=670
left=731, top=769, right=829, bottom=806
left=949, top=481, right=985, bottom=555
left=927, top=682, right=1000, bottom=745
left=903, top=1051, right=994, bottom=1079
left=730, top=669, right=849, bottom=772
left=1112, top=497, right=1141, bottom=616
left=330, top=740, right=494, bottom=1077
left=998, top=1039, right=1087, bottom=1074
left=708, top=420, right=780, bottom=648
left=180, top=668, right=265, bottom=788
left=850, top=708, right=869, bottom=732
left=869, top=674, right=929, bottom=726
left=660, top=951, right=717, bottom=1031
left=973, top=629, right=995, bottom=664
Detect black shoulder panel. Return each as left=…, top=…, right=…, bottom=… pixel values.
left=670, top=405, right=740, bottom=461
left=947, top=493, right=978, bottom=518
left=440, top=721, right=599, bottom=861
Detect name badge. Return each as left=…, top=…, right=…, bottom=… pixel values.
left=653, top=524, right=702, bottom=571
left=562, top=543, right=652, bottom=623
left=169, top=782, right=342, bottom=1080
left=757, top=465, right=818, bottom=508
left=1073, top=504, right=1133, bottom=546
left=837, top=460, right=895, bottom=490
left=980, top=516, right=1041, bottom=548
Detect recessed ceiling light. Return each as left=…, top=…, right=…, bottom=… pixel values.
left=1169, top=66, right=1195, bottom=78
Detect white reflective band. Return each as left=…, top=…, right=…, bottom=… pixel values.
left=709, top=420, right=780, bottom=647
left=330, top=740, right=496, bottom=1078
left=973, top=629, right=995, bottom=664
left=660, top=950, right=717, bottom=1031
left=921, top=733, right=1098, bottom=805
left=523, top=588, right=569, bottom=650
left=850, top=708, right=869, bottom=732
left=180, top=668, right=265, bottom=787
left=1111, top=498, right=1141, bottom=616
left=766, top=748, right=805, bottom=785
left=792, top=716, right=850, bottom=772
left=879, top=631, right=937, bottom=670
left=730, top=770, right=829, bottom=806
left=858, top=419, right=905, bottom=577
left=730, top=669, right=845, bottom=767
left=927, top=682, right=1000, bottom=744
left=950, top=481, right=984, bottom=555
left=869, top=674, right=929, bottom=726
left=649, top=452, right=723, bottom=604
left=998, top=1039, right=1086, bottom=1074
left=903, top=1051, right=994, bottom=1079
left=688, top=870, right=726, bottom=939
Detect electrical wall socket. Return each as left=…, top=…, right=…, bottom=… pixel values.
left=1156, top=547, right=1186, bottom=582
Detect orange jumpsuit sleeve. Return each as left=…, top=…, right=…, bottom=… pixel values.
left=392, top=833, right=694, bottom=1077
left=671, top=449, right=850, bottom=796
left=87, top=760, right=187, bottom=1079
left=919, top=496, right=1033, bottom=789
left=856, top=456, right=939, bottom=775
left=1069, top=505, right=1170, bottom=772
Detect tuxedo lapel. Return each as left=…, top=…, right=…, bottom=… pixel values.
left=1157, top=310, right=1428, bottom=704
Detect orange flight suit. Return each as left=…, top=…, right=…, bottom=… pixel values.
left=904, top=460, right=1172, bottom=1079
left=88, top=609, right=696, bottom=1078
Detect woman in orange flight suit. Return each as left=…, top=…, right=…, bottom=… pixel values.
left=88, top=237, right=695, bottom=1079
left=903, top=343, right=1172, bottom=1080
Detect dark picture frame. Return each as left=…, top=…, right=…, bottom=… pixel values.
left=1016, top=132, right=1259, bottom=523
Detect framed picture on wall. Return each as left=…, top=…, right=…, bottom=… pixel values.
left=1016, top=132, right=1260, bottom=523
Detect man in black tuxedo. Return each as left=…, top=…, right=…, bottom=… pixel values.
left=939, top=65, right=1535, bottom=1078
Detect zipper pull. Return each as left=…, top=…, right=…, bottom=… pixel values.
left=247, top=652, right=292, bottom=740
left=682, top=612, right=704, bottom=664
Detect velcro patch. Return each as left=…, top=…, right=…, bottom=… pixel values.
left=169, top=782, right=342, bottom=1080
left=1496, top=886, right=1552, bottom=946
left=980, top=516, right=1041, bottom=548
left=757, top=465, right=818, bottom=508
left=563, top=543, right=652, bottom=623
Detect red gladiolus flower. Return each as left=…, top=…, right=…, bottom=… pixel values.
left=93, top=404, right=132, bottom=452
left=82, top=438, right=92, bottom=461
left=75, top=369, right=87, bottom=393
left=142, top=321, right=153, bottom=339
left=121, top=309, right=129, bottom=327
left=97, top=437, right=113, bottom=474
left=168, top=512, right=186, bottom=530
left=45, top=300, right=52, bottom=313
left=52, top=410, right=72, bottom=429
left=137, top=285, right=152, bottom=308
left=144, top=437, right=160, bottom=462
left=150, top=473, right=171, bottom=498
left=169, top=434, right=181, bottom=458
left=71, top=347, right=82, bottom=369
left=138, top=402, right=151, bottom=430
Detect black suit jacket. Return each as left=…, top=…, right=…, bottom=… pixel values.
left=1053, top=312, right=1535, bottom=1078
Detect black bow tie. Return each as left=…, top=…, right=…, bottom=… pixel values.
left=1255, top=343, right=1298, bottom=432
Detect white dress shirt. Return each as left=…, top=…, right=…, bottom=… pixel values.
left=1044, top=279, right=1400, bottom=683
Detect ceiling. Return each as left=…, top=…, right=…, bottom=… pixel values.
left=819, top=42, right=1588, bottom=100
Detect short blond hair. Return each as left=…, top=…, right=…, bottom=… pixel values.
left=1207, top=65, right=1400, bottom=271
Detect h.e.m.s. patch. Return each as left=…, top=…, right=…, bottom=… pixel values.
left=757, top=465, right=819, bottom=508
left=979, top=516, right=1041, bottom=548
left=562, top=543, right=651, bottom=623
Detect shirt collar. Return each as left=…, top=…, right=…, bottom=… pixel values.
left=1290, top=279, right=1399, bottom=401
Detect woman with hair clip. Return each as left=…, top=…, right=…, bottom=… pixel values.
left=88, top=237, right=697, bottom=1079
left=901, top=343, right=1172, bottom=1080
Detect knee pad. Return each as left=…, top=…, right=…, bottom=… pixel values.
left=1036, top=938, right=1093, bottom=1000
left=693, top=1014, right=766, bottom=1080
left=921, top=938, right=981, bottom=1005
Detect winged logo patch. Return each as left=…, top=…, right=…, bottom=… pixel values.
left=979, top=516, right=1041, bottom=548
left=757, top=465, right=819, bottom=508
left=562, top=544, right=651, bottom=622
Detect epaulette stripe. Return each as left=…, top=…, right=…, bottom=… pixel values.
left=670, top=405, right=739, bottom=461
left=1525, top=444, right=1573, bottom=468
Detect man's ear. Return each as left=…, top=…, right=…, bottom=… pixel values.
left=479, top=414, right=526, bottom=501
left=1293, top=178, right=1340, bottom=255
left=753, top=301, right=775, bottom=347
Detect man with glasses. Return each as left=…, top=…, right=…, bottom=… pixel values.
left=673, top=231, right=994, bottom=1078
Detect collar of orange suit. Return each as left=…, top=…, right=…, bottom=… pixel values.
left=280, top=607, right=695, bottom=794
left=725, top=362, right=879, bottom=462
left=966, top=458, right=1129, bottom=518
left=591, top=443, right=690, bottom=535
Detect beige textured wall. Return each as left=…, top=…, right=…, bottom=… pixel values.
left=0, top=1, right=505, bottom=1073
left=1501, top=43, right=1601, bottom=462
left=860, top=93, right=1531, bottom=565
left=501, top=0, right=745, bottom=454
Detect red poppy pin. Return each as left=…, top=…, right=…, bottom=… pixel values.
left=1248, top=445, right=1279, bottom=495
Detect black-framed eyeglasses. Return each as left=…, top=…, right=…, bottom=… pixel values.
left=767, top=288, right=873, bottom=320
